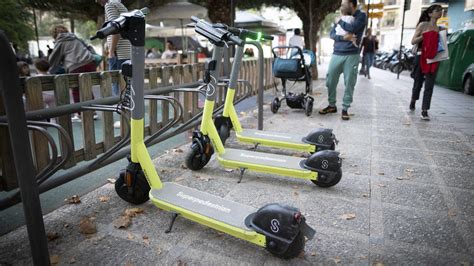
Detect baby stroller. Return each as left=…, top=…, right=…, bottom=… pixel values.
left=271, top=46, right=314, bottom=116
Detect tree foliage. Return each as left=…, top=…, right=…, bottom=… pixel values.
left=0, top=0, right=34, bottom=49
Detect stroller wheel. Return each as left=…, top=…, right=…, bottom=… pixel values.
left=271, top=97, right=280, bottom=114
left=304, top=97, right=313, bottom=117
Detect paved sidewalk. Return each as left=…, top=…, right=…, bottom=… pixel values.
left=1, top=65, right=473, bottom=265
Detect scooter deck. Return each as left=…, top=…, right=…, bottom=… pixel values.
left=150, top=182, right=256, bottom=231
left=218, top=148, right=316, bottom=180
left=236, top=129, right=315, bottom=153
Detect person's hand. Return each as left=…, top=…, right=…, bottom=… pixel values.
left=108, top=50, right=115, bottom=58
left=343, top=33, right=357, bottom=43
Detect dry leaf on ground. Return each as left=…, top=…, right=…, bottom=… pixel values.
left=378, top=172, right=385, bottom=175
left=174, top=177, right=184, bottom=182
left=47, top=232, right=60, bottom=241
left=448, top=209, right=457, bottom=217
left=99, top=196, right=110, bottom=202
left=79, top=217, right=97, bottom=235
left=331, top=256, right=342, bottom=263
left=50, top=255, right=60, bottom=264
left=378, top=183, right=386, bottom=188
left=107, top=178, right=116, bottom=184
left=156, top=247, right=162, bottom=255
left=65, top=195, right=81, bottom=204
left=396, top=176, right=409, bottom=180
left=341, top=213, right=356, bottom=220
left=180, top=164, right=188, bottom=169
left=173, top=148, right=183, bottom=153
left=69, top=257, right=76, bottom=264
left=113, top=215, right=131, bottom=229
left=362, top=193, right=369, bottom=198
left=124, top=208, right=144, bottom=217
left=354, top=171, right=361, bottom=175
left=127, top=233, right=134, bottom=240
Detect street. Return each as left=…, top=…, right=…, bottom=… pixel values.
left=1, top=63, right=473, bottom=264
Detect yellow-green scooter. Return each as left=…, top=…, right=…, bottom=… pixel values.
left=92, top=9, right=316, bottom=259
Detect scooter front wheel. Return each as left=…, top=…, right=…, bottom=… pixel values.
left=311, top=168, right=342, bottom=188
left=304, top=98, right=313, bottom=117
left=185, top=145, right=210, bottom=170
left=115, top=170, right=150, bottom=204
left=267, top=231, right=305, bottom=259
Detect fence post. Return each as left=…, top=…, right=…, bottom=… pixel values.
left=99, top=72, right=115, bottom=151
left=78, top=73, right=96, bottom=161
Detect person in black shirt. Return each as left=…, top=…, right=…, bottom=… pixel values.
left=360, top=28, right=378, bottom=79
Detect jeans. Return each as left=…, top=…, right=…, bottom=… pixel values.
left=326, top=54, right=360, bottom=110
left=411, top=55, right=436, bottom=111
left=364, top=52, right=375, bottom=76
left=108, top=57, right=128, bottom=96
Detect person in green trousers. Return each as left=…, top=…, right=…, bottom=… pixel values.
left=319, top=0, right=367, bottom=120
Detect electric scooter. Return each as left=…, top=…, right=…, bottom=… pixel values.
left=211, top=24, right=338, bottom=153
left=186, top=18, right=342, bottom=187
left=92, top=8, right=315, bottom=259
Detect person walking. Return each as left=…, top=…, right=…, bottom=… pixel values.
left=319, top=0, right=366, bottom=120
left=360, top=28, right=378, bottom=79
left=409, top=4, right=444, bottom=121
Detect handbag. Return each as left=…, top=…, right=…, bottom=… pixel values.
left=272, top=57, right=304, bottom=79
left=77, top=37, right=103, bottom=67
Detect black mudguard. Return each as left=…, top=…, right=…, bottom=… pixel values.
left=302, top=128, right=338, bottom=151
left=245, top=203, right=315, bottom=255
left=300, top=150, right=341, bottom=177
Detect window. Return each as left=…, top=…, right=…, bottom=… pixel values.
left=382, top=11, right=397, bottom=27
left=466, top=0, right=474, bottom=11
left=385, top=0, right=398, bottom=5
left=422, top=0, right=432, bottom=5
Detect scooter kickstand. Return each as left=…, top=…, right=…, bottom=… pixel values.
left=238, top=168, right=246, bottom=183
left=165, top=212, right=179, bottom=233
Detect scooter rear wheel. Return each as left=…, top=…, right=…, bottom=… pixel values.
left=267, top=231, right=305, bottom=259
left=115, top=170, right=150, bottom=204
left=311, top=168, right=342, bottom=188
left=271, top=97, right=280, bottom=114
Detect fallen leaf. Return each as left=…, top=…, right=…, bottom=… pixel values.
left=174, top=177, right=184, bottom=182
left=177, top=260, right=187, bottom=266
left=373, top=262, right=385, bottom=266
left=124, top=208, right=144, bottom=217
left=47, top=232, right=60, bottom=241
left=354, top=171, right=361, bottom=175
left=79, top=217, right=97, bottom=235
left=378, top=183, right=386, bottom=188
left=448, top=209, right=457, bottom=217
left=173, top=148, right=183, bottom=153
left=292, top=185, right=299, bottom=189
left=113, top=215, right=131, bottom=229
left=402, top=122, right=411, bottom=126
left=332, top=256, right=342, bottom=263
left=466, top=151, right=472, bottom=156
left=107, top=178, right=116, bottom=184
left=127, top=233, right=134, bottom=240
left=456, top=140, right=462, bottom=143
left=69, top=257, right=76, bottom=264
left=360, top=255, right=368, bottom=259
left=396, top=176, right=409, bottom=180
left=64, top=223, right=70, bottom=228
left=294, top=191, right=299, bottom=196
left=180, top=164, right=188, bottom=169
left=99, top=196, right=110, bottom=202
left=216, top=232, right=224, bottom=237
left=50, top=255, right=60, bottom=264
left=160, top=169, right=167, bottom=173
left=378, top=172, right=385, bottom=175
left=125, top=262, right=133, bottom=266
left=311, top=252, right=317, bottom=256
left=362, top=193, right=369, bottom=198
left=350, top=164, right=358, bottom=167
left=341, top=213, right=356, bottom=220
left=405, top=168, right=415, bottom=173
left=156, top=247, right=162, bottom=255
left=142, top=235, right=150, bottom=245
left=65, top=195, right=81, bottom=204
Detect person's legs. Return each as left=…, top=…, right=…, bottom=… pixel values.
left=108, top=57, right=121, bottom=96
left=422, top=72, right=436, bottom=111
left=411, top=55, right=424, bottom=108
left=366, top=52, right=374, bottom=79
left=325, top=55, right=345, bottom=107
left=341, top=54, right=360, bottom=112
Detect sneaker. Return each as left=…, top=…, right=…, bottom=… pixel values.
left=409, top=100, right=416, bottom=111
left=71, top=114, right=81, bottom=123
left=319, top=105, right=337, bottom=115
left=341, top=110, right=350, bottom=120
left=114, top=121, right=121, bottom=128
left=420, top=110, right=430, bottom=120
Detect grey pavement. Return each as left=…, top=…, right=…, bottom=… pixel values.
left=1, top=61, right=473, bottom=265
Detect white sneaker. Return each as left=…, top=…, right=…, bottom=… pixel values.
left=113, top=121, right=121, bottom=128
left=71, top=114, right=81, bottom=123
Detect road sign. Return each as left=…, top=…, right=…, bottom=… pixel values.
left=404, top=0, right=411, bottom=11
left=362, top=3, right=384, bottom=10
left=368, top=11, right=384, bottom=19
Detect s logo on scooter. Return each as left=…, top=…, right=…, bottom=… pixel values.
left=206, top=84, right=215, bottom=97
left=270, top=219, right=280, bottom=233
left=321, top=160, right=329, bottom=169
left=318, top=135, right=324, bottom=143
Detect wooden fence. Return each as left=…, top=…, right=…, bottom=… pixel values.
left=0, top=58, right=276, bottom=191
